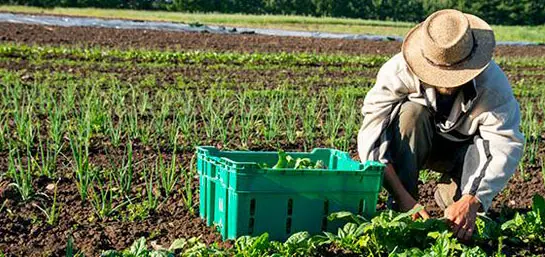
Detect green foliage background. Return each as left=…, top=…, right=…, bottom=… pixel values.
left=1, top=0, right=545, bottom=25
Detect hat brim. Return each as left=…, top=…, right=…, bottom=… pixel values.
left=402, top=14, right=495, bottom=88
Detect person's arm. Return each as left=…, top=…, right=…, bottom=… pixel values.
left=465, top=97, right=524, bottom=211
left=357, top=55, right=429, bottom=218
left=384, top=163, right=430, bottom=219
left=357, top=55, right=411, bottom=163
left=445, top=96, right=524, bottom=240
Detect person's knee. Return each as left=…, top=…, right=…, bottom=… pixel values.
left=397, top=102, right=432, bottom=137
left=387, top=101, right=434, bottom=170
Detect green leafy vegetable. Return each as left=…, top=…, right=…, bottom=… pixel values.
left=269, top=150, right=327, bottom=170
left=103, top=195, right=545, bottom=257
left=272, top=150, right=288, bottom=169
left=501, top=194, right=545, bottom=244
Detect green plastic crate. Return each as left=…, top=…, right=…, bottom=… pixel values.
left=196, top=146, right=384, bottom=241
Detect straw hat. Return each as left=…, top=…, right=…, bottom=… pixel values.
left=402, top=9, right=496, bottom=88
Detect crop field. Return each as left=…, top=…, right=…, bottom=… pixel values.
left=0, top=22, right=544, bottom=256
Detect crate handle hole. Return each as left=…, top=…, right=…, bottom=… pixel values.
left=286, top=217, right=292, bottom=234
left=358, top=199, right=364, bottom=215
left=321, top=199, right=329, bottom=231
left=248, top=217, right=254, bottom=235
left=250, top=198, right=256, bottom=216
left=287, top=198, right=293, bottom=216
left=321, top=216, right=328, bottom=231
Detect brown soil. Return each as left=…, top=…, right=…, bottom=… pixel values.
left=0, top=58, right=379, bottom=90
left=1, top=22, right=545, bottom=57
left=0, top=22, right=398, bottom=55
left=0, top=151, right=226, bottom=257
left=417, top=168, right=545, bottom=218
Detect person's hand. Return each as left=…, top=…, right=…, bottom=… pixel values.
left=397, top=194, right=430, bottom=220
left=411, top=203, right=431, bottom=220
left=383, top=164, right=430, bottom=220
left=444, top=195, right=481, bottom=241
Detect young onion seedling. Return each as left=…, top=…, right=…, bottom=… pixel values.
left=35, top=182, right=60, bottom=226
left=155, top=145, right=180, bottom=199
left=7, top=147, right=34, bottom=201
left=69, top=132, right=92, bottom=202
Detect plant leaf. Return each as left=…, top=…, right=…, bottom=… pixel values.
left=532, top=194, right=545, bottom=218
left=285, top=231, right=310, bottom=245
left=328, top=211, right=354, bottom=220
left=100, top=250, right=122, bottom=257
left=500, top=215, right=518, bottom=231
left=342, top=223, right=358, bottom=237
left=272, top=150, right=287, bottom=169
left=168, top=238, right=187, bottom=251
left=314, top=160, right=325, bottom=169
left=328, top=211, right=367, bottom=224
left=150, top=250, right=171, bottom=257
left=130, top=237, right=148, bottom=256
left=322, top=231, right=337, bottom=242
left=392, top=206, right=423, bottom=222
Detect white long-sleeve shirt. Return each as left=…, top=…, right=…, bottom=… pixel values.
left=357, top=53, right=524, bottom=212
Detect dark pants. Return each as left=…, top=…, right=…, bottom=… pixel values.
left=386, top=101, right=470, bottom=202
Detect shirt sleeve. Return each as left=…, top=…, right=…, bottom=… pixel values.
left=357, top=58, right=411, bottom=163
left=461, top=97, right=524, bottom=212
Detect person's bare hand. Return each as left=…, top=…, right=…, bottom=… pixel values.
left=382, top=164, right=430, bottom=220
left=411, top=203, right=431, bottom=220
left=397, top=194, right=430, bottom=220
left=444, top=195, right=481, bottom=241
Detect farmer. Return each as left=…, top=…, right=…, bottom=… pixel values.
left=357, top=9, right=524, bottom=241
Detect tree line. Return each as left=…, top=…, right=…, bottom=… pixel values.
left=2, top=0, right=545, bottom=25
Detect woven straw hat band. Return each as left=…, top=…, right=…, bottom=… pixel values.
left=421, top=10, right=474, bottom=67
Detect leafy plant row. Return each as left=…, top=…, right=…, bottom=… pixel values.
left=101, top=195, right=545, bottom=257
left=2, top=43, right=545, bottom=69
left=0, top=43, right=389, bottom=67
